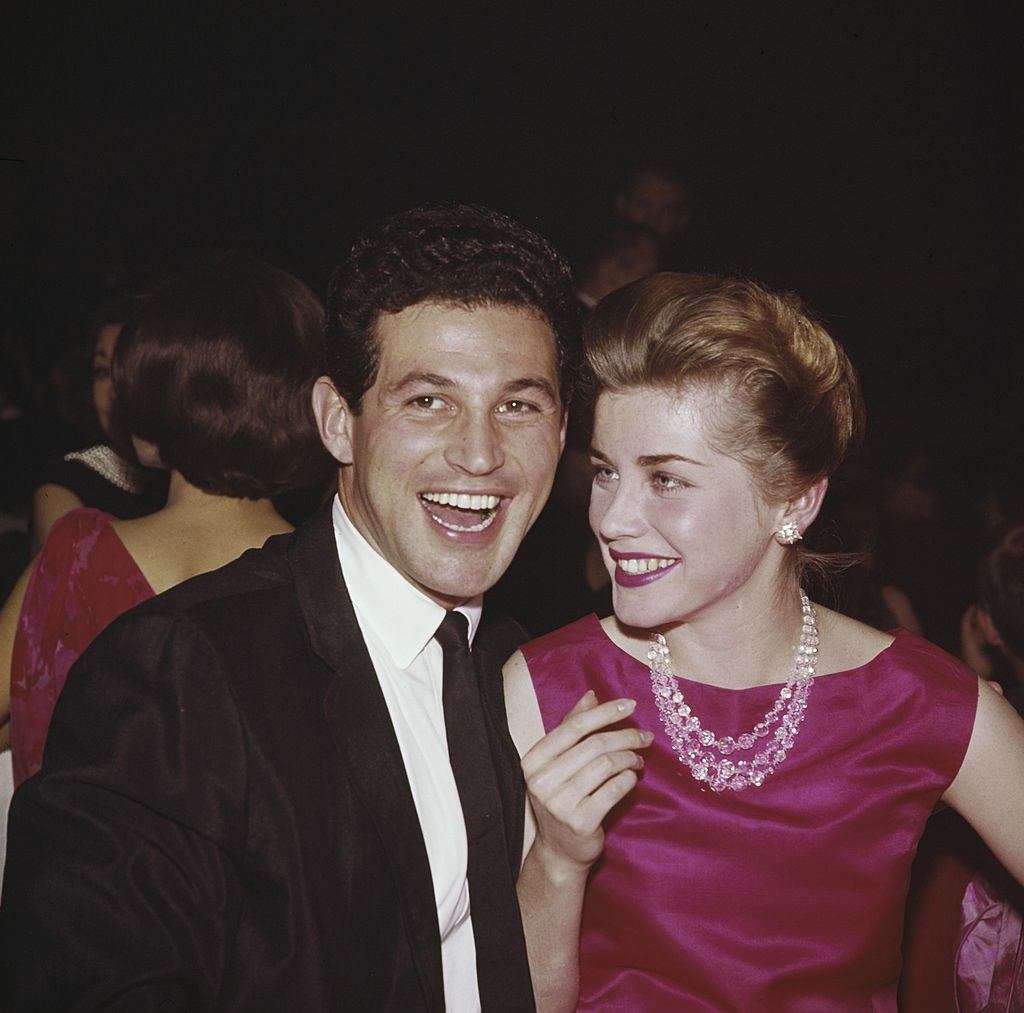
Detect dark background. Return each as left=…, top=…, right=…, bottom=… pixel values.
left=3, top=3, right=1021, bottom=472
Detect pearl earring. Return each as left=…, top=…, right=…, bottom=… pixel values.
left=776, top=520, right=802, bottom=545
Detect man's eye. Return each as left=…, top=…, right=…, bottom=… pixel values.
left=409, top=395, right=449, bottom=411
left=496, top=400, right=537, bottom=416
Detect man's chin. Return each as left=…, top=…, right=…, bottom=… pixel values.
left=414, top=560, right=513, bottom=609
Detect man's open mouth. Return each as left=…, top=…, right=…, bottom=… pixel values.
left=419, top=491, right=502, bottom=532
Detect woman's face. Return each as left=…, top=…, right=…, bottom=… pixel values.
left=92, top=322, right=121, bottom=439
left=589, top=384, right=787, bottom=631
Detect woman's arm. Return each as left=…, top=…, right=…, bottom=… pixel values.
left=943, top=677, right=1024, bottom=884
left=503, top=651, right=651, bottom=1012
left=31, top=484, right=84, bottom=555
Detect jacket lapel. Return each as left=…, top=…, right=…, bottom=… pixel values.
left=289, top=503, right=444, bottom=1010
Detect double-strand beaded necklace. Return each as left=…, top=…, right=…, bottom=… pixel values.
left=647, top=590, right=819, bottom=792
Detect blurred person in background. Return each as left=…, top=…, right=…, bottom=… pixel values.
left=0, top=333, right=33, bottom=601
left=0, top=254, right=329, bottom=787
left=613, top=161, right=692, bottom=248
left=807, top=457, right=923, bottom=634
left=29, top=300, right=168, bottom=554
left=901, top=517, right=1024, bottom=1011
left=574, top=221, right=661, bottom=310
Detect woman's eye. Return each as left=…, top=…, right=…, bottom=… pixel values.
left=653, top=473, right=688, bottom=492
left=592, top=465, right=618, bottom=484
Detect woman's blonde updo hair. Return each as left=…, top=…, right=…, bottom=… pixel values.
left=585, top=273, right=865, bottom=573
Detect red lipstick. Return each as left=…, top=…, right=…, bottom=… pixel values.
left=609, top=549, right=681, bottom=588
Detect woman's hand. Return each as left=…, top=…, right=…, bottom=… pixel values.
left=521, top=690, right=652, bottom=877
left=508, top=683, right=652, bottom=1012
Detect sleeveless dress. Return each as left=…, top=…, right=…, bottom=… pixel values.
left=523, top=615, right=979, bottom=1011
left=10, top=508, right=154, bottom=786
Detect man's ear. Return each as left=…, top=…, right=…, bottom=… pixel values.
left=779, top=475, right=829, bottom=538
left=311, top=376, right=355, bottom=465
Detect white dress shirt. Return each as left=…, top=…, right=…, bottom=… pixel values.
left=332, top=496, right=482, bottom=1012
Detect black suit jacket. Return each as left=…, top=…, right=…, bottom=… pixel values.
left=1, top=504, right=534, bottom=1011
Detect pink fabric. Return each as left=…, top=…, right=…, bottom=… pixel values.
left=524, top=617, right=980, bottom=1011
left=11, top=508, right=153, bottom=786
left=956, top=874, right=1024, bottom=1012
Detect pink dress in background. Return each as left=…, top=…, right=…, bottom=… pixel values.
left=524, top=617, right=979, bottom=1011
left=10, top=509, right=153, bottom=786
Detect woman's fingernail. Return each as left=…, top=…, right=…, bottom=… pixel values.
left=617, top=699, right=636, bottom=713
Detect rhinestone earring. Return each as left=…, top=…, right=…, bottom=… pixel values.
left=776, top=520, right=802, bottom=545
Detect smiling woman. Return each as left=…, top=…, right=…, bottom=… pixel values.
left=503, top=273, right=1024, bottom=1011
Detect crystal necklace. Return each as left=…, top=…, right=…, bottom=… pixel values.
left=647, top=590, right=818, bottom=792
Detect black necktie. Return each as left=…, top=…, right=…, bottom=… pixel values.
left=435, top=611, right=535, bottom=1011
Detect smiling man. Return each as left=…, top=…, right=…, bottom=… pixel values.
left=317, top=302, right=567, bottom=608
left=2, top=205, right=579, bottom=1011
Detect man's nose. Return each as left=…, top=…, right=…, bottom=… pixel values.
left=444, top=410, right=505, bottom=475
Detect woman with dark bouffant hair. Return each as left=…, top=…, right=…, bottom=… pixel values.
left=0, top=254, right=330, bottom=786
left=503, top=273, right=1024, bottom=1010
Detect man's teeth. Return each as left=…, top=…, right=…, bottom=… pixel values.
left=617, top=557, right=677, bottom=575
left=421, top=492, right=501, bottom=510
left=420, top=491, right=502, bottom=532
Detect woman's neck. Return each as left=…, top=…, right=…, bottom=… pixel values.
left=160, top=470, right=285, bottom=526
left=658, top=581, right=807, bottom=690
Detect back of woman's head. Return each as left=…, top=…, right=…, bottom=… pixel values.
left=113, top=254, right=329, bottom=498
left=584, top=272, right=865, bottom=504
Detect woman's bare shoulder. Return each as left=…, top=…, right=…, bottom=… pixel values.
left=815, top=606, right=895, bottom=676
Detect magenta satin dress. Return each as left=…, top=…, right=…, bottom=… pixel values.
left=10, top=509, right=153, bottom=786
left=523, top=616, right=979, bottom=1011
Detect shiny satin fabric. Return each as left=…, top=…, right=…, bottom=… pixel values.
left=524, top=618, right=979, bottom=1011
left=10, top=508, right=154, bottom=785
left=957, top=874, right=1024, bottom=1011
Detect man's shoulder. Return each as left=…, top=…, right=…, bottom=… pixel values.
left=474, top=612, right=530, bottom=679
left=108, top=504, right=342, bottom=664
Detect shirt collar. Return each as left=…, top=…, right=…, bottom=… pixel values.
left=331, top=495, right=482, bottom=669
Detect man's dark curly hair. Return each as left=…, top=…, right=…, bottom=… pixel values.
left=325, top=203, right=580, bottom=413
